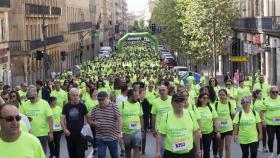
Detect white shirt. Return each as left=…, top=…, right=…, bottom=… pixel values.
left=116, top=94, right=127, bottom=106
left=20, top=113, right=32, bottom=132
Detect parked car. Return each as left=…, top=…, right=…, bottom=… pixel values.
left=162, top=56, right=177, bottom=68
left=172, top=66, right=188, bottom=77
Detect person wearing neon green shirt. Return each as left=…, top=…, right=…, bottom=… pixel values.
left=187, top=73, right=195, bottom=86
left=151, top=85, right=172, bottom=133
left=18, top=82, right=28, bottom=100
left=225, top=80, right=238, bottom=108
left=261, top=86, right=280, bottom=157
left=50, top=82, right=68, bottom=108
left=119, top=89, right=144, bottom=158
left=253, top=74, right=270, bottom=99
left=197, top=93, right=221, bottom=158
left=237, top=80, right=251, bottom=108
left=48, top=96, right=63, bottom=158
left=0, top=104, right=45, bottom=158
left=84, top=88, right=98, bottom=113
left=20, top=86, right=53, bottom=154
left=155, top=93, right=201, bottom=158
left=146, top=81, right=157, bottom=103
left=252, top=90, right=268, bottom=152
left=233, top=97, right=262, bottom=158
left=216, top=89, right=236, bottom=158
left=200, top=73, right=206, bottom=86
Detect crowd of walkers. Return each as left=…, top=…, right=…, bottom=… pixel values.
left=0, top=42, right=280, bottom=158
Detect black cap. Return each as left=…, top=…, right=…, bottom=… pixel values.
left=97, top=91, right=108, bottom=100
left=172, top=93, right=185, bottom=102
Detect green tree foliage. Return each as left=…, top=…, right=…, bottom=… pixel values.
left=151, top=0, right=239, bottom=64
left=151, top=0, right=187, bottom=54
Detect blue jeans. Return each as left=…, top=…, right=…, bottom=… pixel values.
left=95, top=138, right=118, bottom=158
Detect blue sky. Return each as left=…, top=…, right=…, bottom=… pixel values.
left=126, top=0, right=149, bottom=12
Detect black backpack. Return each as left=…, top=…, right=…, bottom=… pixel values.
left=215, top=101, right=233, bottom=119
left=238, top=110, right=256, bottom=124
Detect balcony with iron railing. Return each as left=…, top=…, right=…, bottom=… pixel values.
left=9, top=35, right=64, bottom=53
left=25, top=4, right=61, bottom=16
left=0, top=0, right=10, bottom=8
left=232, top=16, right=280, bottom=32
left=69, top=22, right=93, bottom=32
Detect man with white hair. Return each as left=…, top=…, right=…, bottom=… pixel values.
left=20, top=85, right=54, bottom=153
left=61, top=88, right=88, bottom=158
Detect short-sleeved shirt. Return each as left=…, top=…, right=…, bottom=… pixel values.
left=62, top=102, right=88, bottom=133
left=20, top=99, right=52, bottom=137
left=215, top=101, right=236, bottom=133
left=253, top=99, right=265, bottom=112
left=84, top=98, right=98, bottom=113
left=91, top=104, right=120, bottom=141
left=263, top=97, right=280, bottom=126
left=198, top=106, right=218, bottom=134
left=253, top=82, right=270, bottom=98
left=119, top=100, right=143, bottom=135
left=151, top=96, right=172, bottom=130
left=51, top=106, right=62, bottom=131
left=50, top=90, right=68, bottom=108
left=159, top=110, right=198, bottom=154
left=0, top=132, right=45, bottom=158
left=233, top=110, right=261, bottom=144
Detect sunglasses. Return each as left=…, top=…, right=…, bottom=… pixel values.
left=98, top=98, right=105, bottom=101
left=226, top=83, right=231, bottom=86
left=271, top=91, right=279, bottom=94
left=202, top=97, right=209, bottom=100
left=27, top=97, right=35, bottom=100
left=2, top=97, right=9, bottom=100
left=10, top=95, right=17, bottom=98
left=0, top=115, right=21, bottom=122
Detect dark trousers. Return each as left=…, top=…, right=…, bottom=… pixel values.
left=48, top=130, right=63, bottom=157
left=266, top=125, right=280, bottom=154
left=261, top=126, right=267, bottom=148
left=163, top=149, right=194, bottom=158
left=65, top=133, right=86, bottom=158
left=90, top=125, right=97, bottom=148
left=201, top=133, right=213, bottom=158
left=212, top=132, right=218, bottom=156
left=38, top=136, right=48, bottom=154
left=240, top=142, right=258, bottom=158
left=142, top=129, right=147, bottom=153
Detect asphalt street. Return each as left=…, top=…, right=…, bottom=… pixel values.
left=46, top=132, right=275, bottom=158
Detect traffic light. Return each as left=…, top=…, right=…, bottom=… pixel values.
left=151, top=24, right=156, bottom=32
left=36, top=51, right=43, bottom=60
left=61, top=51, right=67, bottom=61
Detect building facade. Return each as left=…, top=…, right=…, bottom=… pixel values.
left=232, top=0, right=280, bottom=84
left=0, top=0, right=11, bottom=85
left=0, top=0, right=127, bottom=86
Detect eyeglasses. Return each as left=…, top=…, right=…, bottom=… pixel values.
left=271, top=91, right=279, bottom=94
left=0, top=115, right=21, bottom=122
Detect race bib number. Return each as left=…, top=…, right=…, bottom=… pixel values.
left=220, top=120, right=229, bottom=127
left=129, top=121, right=139, bottom=130
left=272, top=117, right=280, bottom=123
left=172, top=139, right=188, bottom=152
left=53, top=123, right=62, bottom=130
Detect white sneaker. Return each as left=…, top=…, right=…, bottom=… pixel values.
left=270, top=153, right=274, bottom=158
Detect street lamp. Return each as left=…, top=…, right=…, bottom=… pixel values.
left=42, top=0, right=50, bottom=79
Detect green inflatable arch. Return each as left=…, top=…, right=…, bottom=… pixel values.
left=117, top=32, right=159, bottom=52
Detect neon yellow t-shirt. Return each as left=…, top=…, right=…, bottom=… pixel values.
left=119, top=100, right=143, bottom=134
left=159, top=110, right=198, bottom=154
left=237, top=87, right=251, bottom=107
left=0, top=131, right=45, bottom=158
left=263, top=97, right=280, bottom=126
left=253, top=99, right=265, bottom=112
left=151, top=96, right=172, bottom=130
left=85, top=98, right=98, bottom=113
left=215, top=101, right=236, bottom=133
left=50, top=90, right=68, bottom=108
left=18, top=90, right=27, bottom=98
left=51, top=106, right=62, bottom=132
left=146, top=90, right=157, bottom=103
left=233, top=110, right=261, bottom=144
left=198, top=106, right=218, bottom=134
left=20, top=99, right=52, bottom=137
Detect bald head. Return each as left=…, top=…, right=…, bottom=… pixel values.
left=0, top=104, right=20, bottom=135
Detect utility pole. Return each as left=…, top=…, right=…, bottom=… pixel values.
left=42, top=0, right=49, bottom=80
